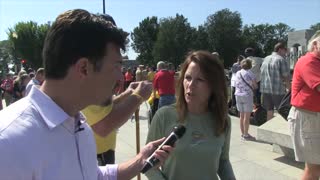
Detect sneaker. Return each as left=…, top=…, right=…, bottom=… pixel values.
left=242, top=134, right=256, bottom=141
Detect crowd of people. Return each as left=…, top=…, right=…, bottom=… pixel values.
left=229, top=42, right=291, bottom=141
left=228, top=32, right=320, bottom=179
left=0, top=8, right=319, bottom=180
left=0, top=67, right=45, bottom=109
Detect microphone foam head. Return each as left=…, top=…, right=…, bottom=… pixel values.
left=173, top=125, right=186, bottom=138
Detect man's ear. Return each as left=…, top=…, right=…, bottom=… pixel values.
left=74, top=58, right=91, bottom=79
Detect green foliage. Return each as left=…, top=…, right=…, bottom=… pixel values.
left=310, top=23, right=320, bottom=32
left=7, top=21, right=51, bottom=69
left=152, top=14, right=193, bottom=67
left=241, top=23, right=293, bottom=57
left=205, top=8, right=243, bottom=67
left=0, top=40, right=13, bottom=75
left=190, top=25, right=210, bottom=51
left=131, top=16, right=159, bottom=66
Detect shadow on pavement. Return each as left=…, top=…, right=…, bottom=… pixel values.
left=274, top=156, right=304, bottom=170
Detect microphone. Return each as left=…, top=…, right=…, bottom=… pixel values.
left=141, top=125, right=186, bottom=173
left=75, top=120, right=85, bottom=133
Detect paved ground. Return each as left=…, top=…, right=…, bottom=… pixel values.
left=115, top=103, right=304, bottom=180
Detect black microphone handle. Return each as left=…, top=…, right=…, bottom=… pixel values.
left=75, top=127, right=85, bottom=133
left=141, top=132, right=178, bottom=173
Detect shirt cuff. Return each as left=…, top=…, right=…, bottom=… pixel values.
left=98, top=164, right=118, bottom=180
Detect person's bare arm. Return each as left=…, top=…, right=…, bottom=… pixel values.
left=283, top=76, right=291, bottom=91
left=92, top=81, right=152, bottom=137
left=112, top=82, right=139, bottom=104
left=112, top=90, right=132, bottom=104
left=252, top=80, right=258, bottom=90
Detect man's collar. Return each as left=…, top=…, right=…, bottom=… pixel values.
left=27, top=86, right=75, bottom=130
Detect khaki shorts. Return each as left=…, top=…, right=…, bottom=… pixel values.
left=262, top=93, right=283, bottom=111
left=288, top=107, right=320, bottom=164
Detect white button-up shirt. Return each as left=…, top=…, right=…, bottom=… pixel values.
left=0, top=86, right=118, bottom=180
left=25, top=78, right=41, bottom=95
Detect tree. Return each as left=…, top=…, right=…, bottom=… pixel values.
left=310, top=23, right=320, bottom=32
left=241, top=24, right=264, bottom=57
left=263, top=23, right=293, bottom=55
left=7, top=21, right=51, bottom=70
left=190, top=25, right=210, bottom=51
left=241, top=23, right=293, bottom=57
left=153, top=14, right=193, bottom=67
left=0, top=40, right=13, bottom=75
left=205, top=8, right=243, bottom=67
left=131, top=16, right=159, bottom=65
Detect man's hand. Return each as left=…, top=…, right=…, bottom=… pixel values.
left=138, top=137, right=173, bottom=169
left=117, top=138, right=173, bottom=180
left=130, top=81, right=153, bottom=100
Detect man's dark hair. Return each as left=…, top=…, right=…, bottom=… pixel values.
left=100, top=14, right=117, bottom=26
left=274, top=42, right=286, bottom=52
left=244, top=47, right=255, bottom=57
left=43, top=9, right=126, bottom=79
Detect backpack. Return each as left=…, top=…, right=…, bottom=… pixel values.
left=1, top=79, right=13, bottom=93
left=250, top=105, right=267, bottom=126
left=278, top=90, right=291, bottom=121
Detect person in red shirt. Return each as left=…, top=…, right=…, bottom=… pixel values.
left=153, top=61, right=175, bottom=109
left=124, top=68, right=133, bottom=89
left=288, top=30, right=320, bottom=180
left=1, top=73, right=14, bottom=106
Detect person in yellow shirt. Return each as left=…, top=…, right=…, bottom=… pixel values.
left=82, top=81, right=152, bottom=165
left=82, top=104, right=117, bottom=165
left=147, top=67, right=156, bottom=82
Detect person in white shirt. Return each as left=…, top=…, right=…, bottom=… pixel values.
left=0, top=9, right=172, bottom=180
left=235, top=59, right=258, bottom=141
left=230, top=55, right=244, bottom=108
left=25, top=67, right=45, bottom=95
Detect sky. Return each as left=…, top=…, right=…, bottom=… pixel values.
left=0, top=0, right=319, bottom=59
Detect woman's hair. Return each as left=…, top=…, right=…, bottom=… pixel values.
left=20, top=74, right=30, bottom=85
left=176, top=50, right=228, bottom=136
left=14, top=70, right=27, bottom=84
left=240, top=59, right=252, bottom=70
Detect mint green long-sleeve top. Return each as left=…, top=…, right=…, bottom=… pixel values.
left=145, top=105, right=235, bottom=180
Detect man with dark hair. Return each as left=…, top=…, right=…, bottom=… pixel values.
left=245, top=47, right=263, bottom=105
left=0, top=9, right=171, bottom=180
left=260, top=42, right=290, bottom=120
left=82, top=13, right=153, bottom=166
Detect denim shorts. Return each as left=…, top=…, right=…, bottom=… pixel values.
left=235, top=95, right=253, bottom=113
left=288, top=107, right=320, bottom=164
left=158, top=95, right=175, bottom=109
